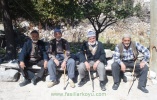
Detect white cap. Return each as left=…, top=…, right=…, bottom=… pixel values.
left=122, top=33, right=131, bottom=39
left=86, top=29, right=96, bottom=38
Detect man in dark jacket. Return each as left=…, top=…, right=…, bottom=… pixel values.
left=19, top=30, right=48, bottom=87
left=78, top=29, right=107, bottom=91
left=47, top=28, right=75, bottom=88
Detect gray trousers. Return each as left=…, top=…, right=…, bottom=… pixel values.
left=78, top=61, right=106, bottom=81
left=47, top=58, right=75, bottom=81
left=111, top=61, right=148, bottom=87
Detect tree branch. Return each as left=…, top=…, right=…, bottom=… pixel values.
left=88, top=17, right=97, bottom=31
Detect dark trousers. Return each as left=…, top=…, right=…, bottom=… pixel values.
left=19, top=60, right=45, bottom=80
left=111, top=61, right=148, bottom=87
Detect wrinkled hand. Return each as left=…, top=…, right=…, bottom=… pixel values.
left=44, top=60, right=48, bottom=69
left=140, top=61, right=146, bottom=68
left=85, top=61, right=90, bottom=71
left=120, top=62, right=126, bottom=72
left=19, top=62, right=26, bottom=69
left=93, top=60, right=100, bottom=70
left=61, top=61, right=66, bottom=70
left=53, top=59, right=60, bottom=66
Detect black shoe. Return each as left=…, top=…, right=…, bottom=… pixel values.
left=123, top=75, right=127, bottom=83
left=31, top=76, right=38, bottom=85
left=19, top=79, right=31, bottom=87
left=78, top=78, right=87, bottom=87
left=112, top=83, right=119, bottom=90
left=138, top=86, right=149, bottom=93
left=100, top=81, right=106, bottom=91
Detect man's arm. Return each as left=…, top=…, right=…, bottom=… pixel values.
left=136, top=42, right=150, bottom=63
left=40, top=41, right=49, bottom=61
left=63, top=40, right=71, bottom=62
left=18, top=41, right=28, bottom=62
left=79, top=43, right=87, bottom=63
left=113, top=45, right=123, bottom=65
left=98, top=42, right=107, bottom=65
left=113, top=45, right=126, bottom=72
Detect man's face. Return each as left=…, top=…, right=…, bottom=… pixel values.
left=31, top=33, right=39, bottom=42
left=54, top=32, right=62, bottom=39
left=88, top=36, right=96, bottom=45
left=122, top=37, right=131, bottom=47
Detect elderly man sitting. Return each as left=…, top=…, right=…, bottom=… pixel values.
left=78, top=29, right=107, bottom=91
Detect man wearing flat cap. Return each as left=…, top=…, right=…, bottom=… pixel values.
left=19, top=30, right=48, bottom=87
left=78, top=29, right=107, bottom=91
left=112, top=33, right=150, bottom=93
left=47, top=28, right=75, bottom=88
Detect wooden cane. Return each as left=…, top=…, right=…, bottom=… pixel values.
left=63, top=50, right=67, bottom=90
left=63, top=67, right=67, bottom=90
left=132, top=60, right=137, bottom=78
left=84, top=50, right=94, bottom=92
left=128, top=60, right=137, bottom=95
left=88, top=70, right=94, bottom=92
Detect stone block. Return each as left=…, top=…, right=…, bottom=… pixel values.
left=0, top=69, right=19, bottom=82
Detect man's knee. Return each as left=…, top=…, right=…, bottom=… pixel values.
left=97, top=63, right=105, bottom=71
left=67, top=58, right=75, bottom=64
left=47, top=59, right=55, bottom=68
left=142, top=65, right=149, bottom=72
left=111, top=62, right=120, bottom=70
left=78, top=63, right=86, bottom=71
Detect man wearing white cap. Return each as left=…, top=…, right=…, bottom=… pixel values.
left=112, top=33, right=150, bottom=93
left=78, top=29, right=107, bottom=91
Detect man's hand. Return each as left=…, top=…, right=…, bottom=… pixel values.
left=140, top=61, right=146, bottom=68
left=120, top=62, right=126, bottom=72
left=93, top=60, right=100, bottom=70
left=53, top=59, right=60, bottom=66
left=44, top=60, right=48, bottom=69
left=19, top=61, right=26, bottom=69
left=85, top=61, right=90, bottom=71
left=61, top=61, right=66, bottom=70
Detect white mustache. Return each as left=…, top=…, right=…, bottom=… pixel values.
left=32, top=40, right=38, bottom=43
left=124, top=43, right=130, bottom=47
left=89, top=42, right=96, bottom=45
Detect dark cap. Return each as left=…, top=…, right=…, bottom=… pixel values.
left=54, top=28, right=61, bottom=33
left=30, top=30, right=39, bottom=34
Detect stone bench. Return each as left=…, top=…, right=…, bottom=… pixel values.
left=1, top=49, right=154, bottom=82
left=0, top=49, right=144, bottom=71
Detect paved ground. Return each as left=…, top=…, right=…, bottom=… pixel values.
left=0, top=73, right=157, bottom=100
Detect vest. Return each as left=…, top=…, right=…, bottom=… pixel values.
left=118, top=41, right=138, bottom=60
left=49, top=38, right=66, bottom=55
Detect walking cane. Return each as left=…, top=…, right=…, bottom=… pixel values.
left=63, top=50, right=68, bottom=90
left=84, top=50, right=94, bottom=92
left=128, top=46, right=157, bottom=95
left=88, top=70, right=94, bottom=92
left=127, top=60, right=137, bottom=95
left=63, top=67, right=69, bottom=90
